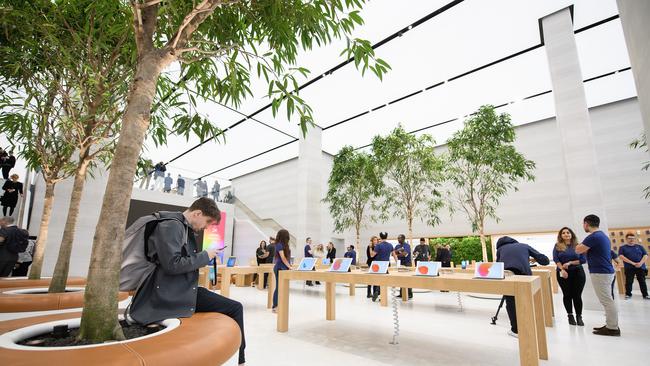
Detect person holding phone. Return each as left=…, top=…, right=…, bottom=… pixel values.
left=128, top=198, right=247, bottom=365
left=272, top=229, right=292, bottom=313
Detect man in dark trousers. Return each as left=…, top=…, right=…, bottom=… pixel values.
left=128, top=198, right=246, bottom=365
left=264, top=236, right=276, bottom=288
left=370, top=232, right=394, bottom=302
left=0, top=216, right=29, bottom=277
left=496, top=236, right=549, bottom=338
left=394, top=234, right=413, bottom=299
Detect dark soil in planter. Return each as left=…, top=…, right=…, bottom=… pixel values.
left=18, top=320, right=164, bottom=347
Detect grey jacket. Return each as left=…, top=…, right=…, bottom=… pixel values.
left=129, top=212, right=210, bottom=324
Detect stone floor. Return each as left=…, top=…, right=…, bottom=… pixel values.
left=3, top=281, right=649, bottom=365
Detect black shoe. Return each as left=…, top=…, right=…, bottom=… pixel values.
left=568, top=314, right=576, bottom=326
left=593, top=327, right=620, bottom=336
left=366, top=293, right=372, bottom=298
left=315, top=281, right=321, bottom=285
left=306, top=281, right=313, bottom=286
left=372, top=293, right=379, bottom=302
left=408, top=295, right=413, bottom=300
left=576, top=315, right=584, bottom=326
left=396, top=294, right=402, bottom=298
left=593, top=325, right=607, bottom=331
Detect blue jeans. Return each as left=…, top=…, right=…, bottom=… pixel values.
left=272, top=267, right=282, bottom=308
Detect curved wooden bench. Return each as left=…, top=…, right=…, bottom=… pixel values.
left=0, top=277, right=86, bottom=289
left=0, top=288, right=129, bottom=313
left=0, top=312, right=240, bottom=366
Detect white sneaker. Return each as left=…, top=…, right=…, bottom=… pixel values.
left=507, top=330, right=518, bottom=338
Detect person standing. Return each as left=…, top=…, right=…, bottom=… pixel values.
left=253, top=240, right=267, bottom=286
left=326, top=242, right=337, bottom=264
left=370, top=232, right=394, bottom=302
left=152, top=162, right=166, bottom=191
left=163, top=173, right=173, bottom=193
left=394, top=234, right=413, bottom=299
left=552, top=227, right=587, bottom=326
left=272, top=229, right=292, bottom=313
left=1, top=174, right=23, bottom=217
left=618, top=232, right=649, bottom=299
left=12, top=235, right=35, bottom=276
left=264, top=236, right=276, bottom=289
left=1, top=151, right=16, bottom=180
left=128, top=198, right=246, bottom=364
left=366, top=236, right=378, bottom=298
left=576, top=214, right=620, bottom=336
left=176, top=175, right=185, bottom=195
left=496, top=236, right=550, bottom=338
left=304, top=237, right=314, bottom=286
left=435, top=244, right=452, bottom=268
left=344, top=245, right=357, bottom=265
left=0, top=216, right=29, bottom=277
left=413, top=238, right=431, bottom=266
left=0, top=149, right=9, bottom=180
left=211, top=181, right=221, bottom=202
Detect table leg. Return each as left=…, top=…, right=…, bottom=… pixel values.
left=549, top=270, right=558, bottom=294
left=540, top=275, right=553, bottom=327
left=380, top=285, right=388, bottom=307
left=326, top=282, right=336, bottom=320
left=257, top=271, right=264, bottom=290
left=220, top=269, right=230, bottom=298
left=616, top=270, right=625, bottom=295
left=515, top=282, right=540, bottom=366
left=401, top=288, right=407, bottom=303
left=277, top=273, right=289, bottom=332
left=534, top=289, right=548, bottom=360
left=267, top=270, right=275, bottom=309
left=349, top=281, right=355, bottom=296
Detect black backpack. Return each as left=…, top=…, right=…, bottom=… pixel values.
left=4, top=227, right=30, bottom=254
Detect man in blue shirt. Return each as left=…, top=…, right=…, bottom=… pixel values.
left=370, top=232, right=393, bottom=302
left=344, top=245, right=357, bottom=265
left=304, top=237, right=315, bottom=286
left=176, top=175, right=185, bottom=195
left=618, top=233, right=649, bottom=299
left=163, top=173, right=173, bottom=193
left=394, top=234, right=413, bottom=299
left=576, top=214, right=620, bottom=336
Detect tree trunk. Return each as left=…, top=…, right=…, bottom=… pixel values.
left=28, top=181, right=56, bottom=280
left=48, top=158, right=90, bottom=293
left=79, top=53, right=166, bottom=342
left=408, top=212, right=413, bottom=265
left=479, top=222, right=488, bottom=262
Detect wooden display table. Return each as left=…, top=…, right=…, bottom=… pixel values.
left=220, top=265, right=275, bottom=309
left=277, top=270, right=547, bottom=366
left=446, top=267, right=554, bottom=327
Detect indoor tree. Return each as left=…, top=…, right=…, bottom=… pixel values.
left=78, top=0, right=389, bottom=342
left=371, top=125, right=446, bottom=248
left=445, top=105, right=535, bottom=262
left=630, top=133, right=649, bottom=202
left=324, top=146, right=380, bottom=248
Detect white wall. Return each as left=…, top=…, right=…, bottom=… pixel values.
left=231, top=97, right=650, bottom=263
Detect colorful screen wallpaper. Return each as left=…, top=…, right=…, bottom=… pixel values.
left=202, top=211, right=227, bottom=262
left=474, top=262, right=505, bottom=278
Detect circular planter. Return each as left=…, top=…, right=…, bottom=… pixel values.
left=0, top=287, right=129, bottom=313
left=0, top=312, right=241, bottom=365
left=0, top=277, right=86, bottom=289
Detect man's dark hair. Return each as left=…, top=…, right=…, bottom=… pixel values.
left=379, top=232, right=388, bottom=239
left=398, top=234, right=405, bottom=241
left=349, top=245, right=354, bottom=250
left=188, top=197, right=220, bottom=223
left=583, top=214, right=600, bottom=228
left=625, top=232, right=635, bottom=238
left=306, top=237, right=311, bottom=242
left=420, top=238, right=425, bottom=242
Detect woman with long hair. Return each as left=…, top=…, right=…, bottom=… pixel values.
left=553, top=227, right=587, bottom=326
left=272, top=229, right=292, bottom=312
left=326, top=242, right=336, bottom=264
left=366, top=236, right=378, bottom=298
left=252, top=240, right=267, bottom=286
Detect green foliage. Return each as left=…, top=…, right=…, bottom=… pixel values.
left=372, top=125, right=445, bottom=232
left=630, top=133, right=649, bottom=201
left=429, top=236, right=493, bottom=264
left=324, top=146, right=380, bottom=237
left=446, top=105, right=536, bottom=233
left=140, top=0, right=390, bottom=139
